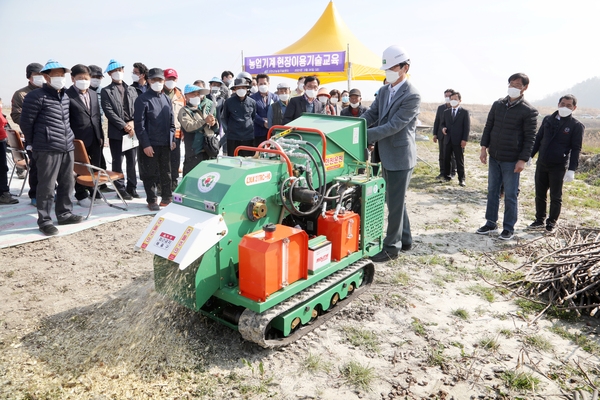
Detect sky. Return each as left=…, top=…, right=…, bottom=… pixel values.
left=1, top=0, right=599, bottom=108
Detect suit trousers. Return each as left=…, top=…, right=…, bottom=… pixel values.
left=444, top=142, right=465, bottom=180
left=109, top=138, right=137, bottom=192
left=32, top=150, right=75, bottom=227
left=534, top=162, right=565, bottom=225
left=138, top=145, right=172, bottom=204
left=437, top=137, right=456, bottom=176
left=382, top=167, right=413, bottom=255
left=26, top=148, right=38, bottom=200
left=0, top=140, right=8, bottom=193
left=170, top=137, right=181, bottom=183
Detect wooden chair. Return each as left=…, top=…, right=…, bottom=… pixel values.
left=6, top=129, right=29, bottom=196
left=73, top=139, right=127, bottom=219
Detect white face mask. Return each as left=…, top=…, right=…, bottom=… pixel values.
left=210, top=86, right=220, bottom=94
left=165, top=80, right=176, bottom=90
left=305, top=89, right=317, bottom=99
left=131, top=74, right=140, bottom=83
left=385, top=69, right=399, bottom=84
left=90, top=78, right=102, bottom=88
left=341, top=96, right=349, bottom=103
left=32, top=75, right=45, bottom=87
left=507, top=87, right=522, bottom=99
left=258, top=84, right=268, bottom=94
left=111, top=71, right=124, bottom=82
left=444, top=97, right=451, bottom=103
left=250, top=86, right=258, bottom=94
left=450, top=100, right=459, bottom=107
left=350, top=102, right=360, bottom=109
left=318, top=96, right=329, bottom=104
left=189, top=96, right=201, bottom=106
left=50, top=76, right=66, bottom=90
left=279, top=94, right=289, bottom=102
left=330, top=97, right=338, bottom=104
left=298, top=82, right=304, bottom=91
left=236, top=88, right=247, bottom=98
left=151, top=81, right=164, bottom=92
left=75, top=79, right=91, bottom=91
left=558, top=107, right=573, bottom=117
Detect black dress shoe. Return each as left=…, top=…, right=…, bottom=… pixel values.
left=401, top=243, right=412, bottom=251
left=58, top=214, right=84, bottom=225
left=459, top=180, right=466, bottom=187
left=99, top=185, right=115, bottom=193
left=127, top=189, right=140, bottom=198
left=370, top=250, right=398, bottom=263
left=39, top=224, right=59, bottom=236
left=118, top=190, right=133, bottom=200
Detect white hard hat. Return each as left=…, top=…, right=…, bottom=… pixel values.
left=380, top=45, right=410, bottom=70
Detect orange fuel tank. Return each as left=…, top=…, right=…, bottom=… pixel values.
left=317, top=210, right=359, bottom=261
left=238, top=224, right=308, bottom=302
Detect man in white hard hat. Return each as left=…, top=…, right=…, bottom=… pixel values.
left=361, top=45, right=420, bottom=262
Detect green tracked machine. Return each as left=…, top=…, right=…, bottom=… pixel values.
left=136, top=114, right=386, bottom=347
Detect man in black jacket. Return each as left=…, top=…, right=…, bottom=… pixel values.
left=100, top=59, right=138, bottom=200
left=529, top=94, right=584, bottom=232
left=134, top=68, right=176, bottom=211
left=20, top=59, right=83, bottom=236
left=477, top=73, right=538, bottom=240
left=66, top=64, right=105, bottom=207
left=440, top=92, right=470, bottom=186
left=282, top=76, right=323, bottom=124
left=432, top=89, right=456, bottom=179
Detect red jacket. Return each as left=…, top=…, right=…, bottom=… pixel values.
left=0, top=112, right=8, bottom=141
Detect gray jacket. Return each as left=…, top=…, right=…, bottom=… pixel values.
left=100, top=81, right=138, bottom=140
left=362, top=81, right=420, bottom=171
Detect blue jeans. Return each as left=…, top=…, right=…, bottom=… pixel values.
left=484, top=157, right=520, bottom=233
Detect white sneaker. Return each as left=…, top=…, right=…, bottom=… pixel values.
left=77, top=197, right=92, bottom=208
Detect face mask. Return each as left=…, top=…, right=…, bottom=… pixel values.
left=330, top=97, right=338, bottom=104
left=350, top=102, right=360, bottom=109
left=111, top=71, right=124, bottom=81
left=250, top=86, right=258, bottom=94
left=558, top=107, right=573, bottom=117
left=279, top=94, right=289, bottom=102
left=341, top=96, right=349, bottom=103
left=385, top=69, right=399, bottom=84
left=450, top=100, right=459, bottom=107
left=210, top=87, right=220, bottom=94
left=131, top=74, right=140, bottom=83
left=318, top=96, right=329, bottom=104
left=236, top=88, right=247, bottom=98
left=258, top=85, right=268, bottom=94
left=298, top=82, right=304, bottom=91
left=33, top=75, right=45, bottom=87
left=165, top=80, right=176, bottom=90
left=224, top=79, right=232, bottom=87
left=151, top=81, right=164, bottom=92
left=75, top=79, right=91, bottom=90
left=189, top=96, right=201, bottom=106
left=507, top=87, right=522, bottom=99
left=90, top=78, right=102, bottom=88
left=444, top=97, right=450, bottom=103
left=50, top=76, right=66, bottom=90
left=305, top=89, right=317, bottom=98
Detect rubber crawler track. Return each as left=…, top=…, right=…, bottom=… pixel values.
left=238, top=259, right=375, bottom=348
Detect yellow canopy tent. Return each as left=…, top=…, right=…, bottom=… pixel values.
left=271, top=1, right=384, bottom=86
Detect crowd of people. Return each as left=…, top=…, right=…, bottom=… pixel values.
left=0, top=48, right=585, bottom=257
left=0, top=58, right=371, bottom=236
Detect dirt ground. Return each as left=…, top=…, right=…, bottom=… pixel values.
left=1, top=143, right=599, bottom=400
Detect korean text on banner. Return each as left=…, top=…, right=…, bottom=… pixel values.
left=244, top=51, right=346, bottom=75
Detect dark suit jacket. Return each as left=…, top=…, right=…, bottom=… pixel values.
left=100, top=81, right=138, bottom=140
left=441, top=107, right=470, bottom=145
left=433, top=103, right=450, bottom=140
left=282, top=95, right=323, bottom=125
left=66, top=86, right=103, bottom=147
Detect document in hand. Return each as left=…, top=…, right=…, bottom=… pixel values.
left=122, top=134, right=139, bottom=152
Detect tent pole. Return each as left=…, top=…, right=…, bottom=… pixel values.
left=241, top=50, right=244, bottom=72
left=346, top=43, right=351, bottom=91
